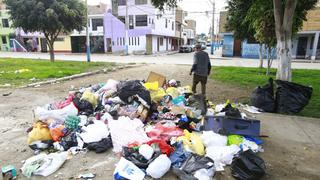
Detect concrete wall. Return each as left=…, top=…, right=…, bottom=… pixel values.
left=0, top=10, right=15, bottom=51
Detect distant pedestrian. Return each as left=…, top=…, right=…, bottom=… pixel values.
left=190, top=44, right=211, bottom=96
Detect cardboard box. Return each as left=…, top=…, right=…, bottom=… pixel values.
left=146, top=71, right=166, bottom=87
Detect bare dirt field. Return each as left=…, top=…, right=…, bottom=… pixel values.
left=0, top=64, right=319, bottom=180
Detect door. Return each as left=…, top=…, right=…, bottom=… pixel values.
left=106, top=38, right=112, bottom=53
left=233, top=39, right=242, bottom=56
left=40, top=38, right=47, bottom=52
left=297, top=37, right=308, bottom=58
left=146, top=35, right=152, bottom=54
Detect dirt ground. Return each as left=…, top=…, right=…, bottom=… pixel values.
left=0, top=64, right=319, bottom=180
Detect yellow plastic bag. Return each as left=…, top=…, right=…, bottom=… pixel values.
left=166, top=87, right=180, bottom=98
left=144, top=81, right=159, bottom=91
left=177, top=130, right=205, bottom=156
left=151, top=88, right=167, bottom=102
left=81, top=91, right=98, bottom=107
left=178, top=86, right=193, bottom=94
left=27, top=122, right=52, bottom=145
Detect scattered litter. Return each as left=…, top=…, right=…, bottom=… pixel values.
left=1, top=165, right=17, bottom=179
left=21, top=71, right=266, bottom=179
left=78, top=173, right=95, bottom=179
left=2, top=92, right=12, bottom=96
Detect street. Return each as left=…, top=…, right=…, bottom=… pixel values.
left=1, top=49, right=320, bottom=70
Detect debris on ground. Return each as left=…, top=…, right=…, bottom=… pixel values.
left=18, top=71, right=266, bottom=179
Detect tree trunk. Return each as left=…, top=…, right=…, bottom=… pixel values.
left=276, top=36, right=292, bottom=81
left=259, top=44, right=264, bottom=68
left=48, top=41, right=55, bottom=62
left=273, top=0, right=297, bottom=82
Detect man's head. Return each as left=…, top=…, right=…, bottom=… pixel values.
left=195, top=44, right=202, bottom=51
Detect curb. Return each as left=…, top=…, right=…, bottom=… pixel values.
left=21, top=64, right=139, bottom=88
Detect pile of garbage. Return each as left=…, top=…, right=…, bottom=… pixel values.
left=24, top=71, right=266, bottom=179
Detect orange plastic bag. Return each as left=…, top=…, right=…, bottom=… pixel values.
left=50, top=124, right=65, bottom=142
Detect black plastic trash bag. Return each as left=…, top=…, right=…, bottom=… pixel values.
left=60, top=131, right=78, bottom=151
left=117, top=80, right=151, bottom=107
left=231, top=150, right=266, bottom=180
left=122, top=147, right=161, bottom=169
left=221, top=103, right=242, bottom=118
left=188, top=94, right=207, bottom=115
left=250, top=78, right=275, bottom=112
left=275, top=80, right=313, bottom=114
left=86, top=136, right=113, bottom=153
left=73, top=93, right=94, bottom=115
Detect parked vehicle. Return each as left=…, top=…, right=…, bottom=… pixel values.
left=179, top=45, right=194, bottom=53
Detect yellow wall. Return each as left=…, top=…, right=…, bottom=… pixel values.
left=53, top=36, right=72, bottom=52
left=302, top=7, right=320, bottom=31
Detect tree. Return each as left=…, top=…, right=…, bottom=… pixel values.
left=273, top=0, right=316, bottom=81
left=246, top=0, right=277, bottom=75
left=151, top=0, right=180, bottom=11
left=226, top=0, right=317, bottom=80
left=5, top=0, right=86, bottom=62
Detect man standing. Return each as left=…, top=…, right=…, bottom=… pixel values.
left=190, top=44, right=211, bottom=96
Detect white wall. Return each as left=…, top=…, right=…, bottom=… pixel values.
left=128, top=36, right=146, bottom=53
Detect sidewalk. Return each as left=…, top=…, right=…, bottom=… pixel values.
left=1, top=51, right=320, bottom=70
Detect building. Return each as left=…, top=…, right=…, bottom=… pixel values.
left=70, top=3, right=106, bottom=53
left=220, top=4, right=320, bottom=60
left=104, top=0, right=180, bottom=54
left=183, top=19, right=196, bottom=45
left=292, top=3, right=320, bottom=60
left=0, top=8, right=15, bottom=51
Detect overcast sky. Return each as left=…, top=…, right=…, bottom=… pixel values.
left=88, top=0, right=227, bottom=34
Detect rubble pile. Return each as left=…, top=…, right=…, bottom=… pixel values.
left=23, top=72, right=266, bottom=179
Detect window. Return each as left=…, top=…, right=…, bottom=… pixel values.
left=135, top=37, right=137, bottom=45
left=118, top=0, right=126, bottom=6
left=135, top=0, right=147, bottom=5
left=92, top=18, right=103, bottom=31
left=123, top=38, right=125, bottom=45
left=56, top=38, right=65, bottom=42
left=152, top=19, right=154, bottom=24
left=118, top=16, right=125, bottom=24
left=172, top=22, right=174, bottom=30
left=117, top=38, right=119, bottom=45
left=1, top=36, right=7, bottom=44
left=129, top=15, right=134, bottom=29
left=138, top=37, right=140, bottom=45
left=149, top=18, right=151, bottom=24
left=129, top=37, right=131, bottom=45
left=165, top=19, right=167, bottom=28
left=2, top=19, right=9, bottom=28
left=135, top=15, right=147, bottom=26
left=160, top=37, right=163, bottom=46
left=120, top=38, right=122, bottom=46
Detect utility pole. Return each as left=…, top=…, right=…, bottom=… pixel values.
left=86, top=0, right=91, bottom=62
left=125, top=0, right=129, bottom=55
left=210, top=0, right=215, bottom=55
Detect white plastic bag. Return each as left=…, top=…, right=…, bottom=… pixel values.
left=99, top=79, right=119, bottom=93
left=80, top=120, right=109, bottom=143
left=108, top=117, right=150, bottom=153
left=21, top=152, right=68, bottom=178
left=34, top=152, right=68, bottom=177
left=206, top=145, right=240, bottom=171
left=194, top=168, right=215, bottom=180
left=146, top=154, right=171, bottom=179
left=35, top=103, right=78, bottom=122
left=200, top=131, right=227, bottom=147
left=113, top=157, right=145, bottom=180
left=139, top=144, right=154, bottom=160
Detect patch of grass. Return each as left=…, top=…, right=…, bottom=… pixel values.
left=0, top=58, right=115, bottom=86
left=210, top=66, right=320, bottom=118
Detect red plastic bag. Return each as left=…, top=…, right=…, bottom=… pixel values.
left=53, top=94, right=75, bottom=109
left=147, top=123, right=184, bottom=141
left=147, top=139, right=174, bottom=156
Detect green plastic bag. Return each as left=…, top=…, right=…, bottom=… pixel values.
left=228, top=135, right=244, bottom=146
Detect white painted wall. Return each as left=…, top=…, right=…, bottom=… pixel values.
left=128, top=36, right=146, bottom=53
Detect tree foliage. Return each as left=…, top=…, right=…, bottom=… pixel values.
left=5, top=0, right=86, bottom=62
left=151, top=0, right=181, bottom=11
